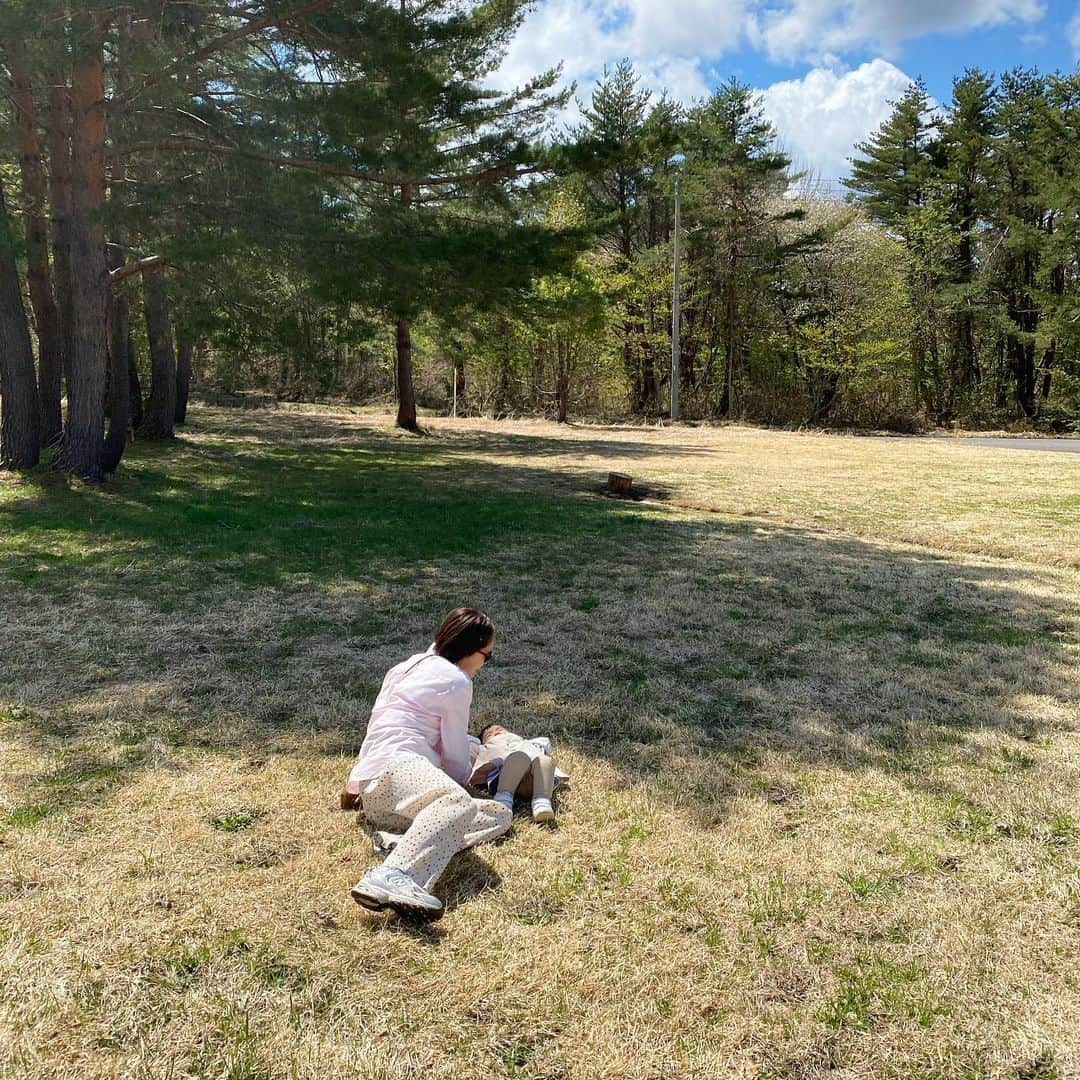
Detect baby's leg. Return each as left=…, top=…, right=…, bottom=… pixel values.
left=530, top=754, right=556, bottom=822
left=530, top=755, right=555, bottom=800
left=494, top=749, right=533, bottom=809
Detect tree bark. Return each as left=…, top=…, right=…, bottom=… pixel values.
left=395, top=316, right=418, bottom=431
left=59, top=16, right=109, bottom=480
left=46, top=73, right=75, bottom=399
left=128, top=329, right=144, bottom=431
left=555, top=338, right=571, bottom=423
left=0, top=179, right=42, bottom=469
left=1008, top=335, right=1037, bottom=418
left=8, top=47, right=64, bottom=447
left=102, top=241, right=131, bottom=473
left=139, top=270, right=177, bottom=438
left=175, top=338, right=193, bottom=423
left=394, top=180, right=418, bottom=432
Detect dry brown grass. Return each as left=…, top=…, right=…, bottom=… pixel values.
left=1, top=407, right=1078, bottom=1079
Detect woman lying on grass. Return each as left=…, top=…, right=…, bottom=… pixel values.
left=343, top=607, right=510, bottom=919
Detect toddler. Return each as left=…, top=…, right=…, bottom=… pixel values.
left=469, top=723, right=567, bottom=822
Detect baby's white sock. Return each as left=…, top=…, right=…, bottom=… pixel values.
left=531, top=797, right=554, bottom=822
left=494, top=791, right=514, bottom=811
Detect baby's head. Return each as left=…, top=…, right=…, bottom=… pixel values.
left=479, top=723, right=508, bottom=745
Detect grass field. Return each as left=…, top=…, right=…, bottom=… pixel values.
left=1, top=406, right=1078, bottom=1080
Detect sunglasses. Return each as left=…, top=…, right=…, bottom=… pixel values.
left=479, top=649, right=494, bottom=664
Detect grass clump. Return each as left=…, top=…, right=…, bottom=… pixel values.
left=210, top=807, right=263, bottom=833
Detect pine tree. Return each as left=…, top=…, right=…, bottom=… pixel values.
left=571, top=63, right=679, bottom=412
left=684, top=78, right=817, bottom=417
left=273, top=0, right=573, bottom=430
left=844, top=79, right=938, bottom=227
left=986, top=69, right=1052, bottom=418
left=937, top=69, right=996, bottom=397
left=846, top=79, right=947, bottom=417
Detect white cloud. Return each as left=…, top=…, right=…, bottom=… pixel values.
left=759, top=59, right=915, bottom=185
left=1069, top=4, right=1080, bottom=55
left=751, top=0, right=1045, bottom=62
left=490, top=3, right=967, bottom=186
left=623, top=0, right=744, bottom=59
left=493, top=0, right=745, bottom=111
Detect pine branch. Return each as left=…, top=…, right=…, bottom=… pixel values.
left=119, top=136, right=545, bottom=188
left=114, top=0, right=334, bottom=107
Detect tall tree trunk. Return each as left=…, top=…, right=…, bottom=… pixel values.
left=1007, top=334, right=1037, bottom=419
left=139, top=271, right=177, bottom=438
left=8, top=47, right=63, bottom=447
left=1040, top=342, right=1053, bottom=401
left=46, top=72, right=75, bottom=399
left=640, top=335, right=657, bottom=413
left=0, top=179, right=42, bottom=469
left=60, top=15, right=108, bottom=481
left=102, top=242, right=131, bottom=473
left=128, top=329, right=144, bottom=431
left=395, top=315, right=418, bottom=431
left=175, top=337, right=193, bottom=423
left=394, top=181, right=418, bottom=432
left=623, top=300, right=645, bottom=412
left=555, top=338, right=571, bottom=423
left=454, top=356, right=467, bottom=414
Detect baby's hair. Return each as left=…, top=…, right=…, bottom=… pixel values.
left=478, top=722, right=501, bottom=741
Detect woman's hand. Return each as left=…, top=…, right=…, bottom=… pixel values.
left=468, top=757, right=503, bottom=788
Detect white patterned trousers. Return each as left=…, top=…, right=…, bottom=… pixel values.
left=361, top=755, right=512, bottom=891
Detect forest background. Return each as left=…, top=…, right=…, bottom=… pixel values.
left=2, top=1, right=1080, bottom=482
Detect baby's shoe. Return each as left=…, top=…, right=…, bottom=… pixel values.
left=493, top=791, right=515, bottom=812
left=531, top=797, right=555, bottom=823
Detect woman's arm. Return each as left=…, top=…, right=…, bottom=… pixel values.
left=436, top=679, right=473, bottom=786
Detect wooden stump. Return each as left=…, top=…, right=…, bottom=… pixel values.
left=607, top=471, right=632, bottom=497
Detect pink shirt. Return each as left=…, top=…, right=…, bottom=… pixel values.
left=346, top=647, right=474, bottom=793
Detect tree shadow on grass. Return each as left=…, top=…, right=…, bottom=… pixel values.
left=186, top=405, right=724, bottom=463
left=1, top=413, right=1077, bottom=835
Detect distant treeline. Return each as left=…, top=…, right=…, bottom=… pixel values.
left=1, top=4, right=1077, bottom=481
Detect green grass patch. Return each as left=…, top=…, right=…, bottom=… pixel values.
left=210, top=807, right=263, bottom=833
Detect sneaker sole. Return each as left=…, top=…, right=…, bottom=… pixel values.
left=350, top=884, right=443, bottom=920
left=350, top=884, right=389, bottom=912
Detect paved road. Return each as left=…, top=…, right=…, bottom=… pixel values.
left=950, top=437, right=1080, bottom=454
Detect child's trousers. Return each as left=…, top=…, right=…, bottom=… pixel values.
left=361, top=755, right=511, bottom=891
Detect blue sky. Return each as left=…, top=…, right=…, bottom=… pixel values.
left=492, top=0, right=1080, bottom=186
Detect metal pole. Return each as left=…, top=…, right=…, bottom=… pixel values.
left=452, top=367, right=457, bottom=418
left=671, top=173, right=681, bottom=422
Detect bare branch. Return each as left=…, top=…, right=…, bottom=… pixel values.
left=109, top=255, right=170, bottom=283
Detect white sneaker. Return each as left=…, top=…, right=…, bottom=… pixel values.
left=350, top=866, right=443, bottom=918
left=531, top=797, right=555, bottom=823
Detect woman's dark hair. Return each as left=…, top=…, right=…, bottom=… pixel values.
left=434, top=607, right=494, bottom=664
